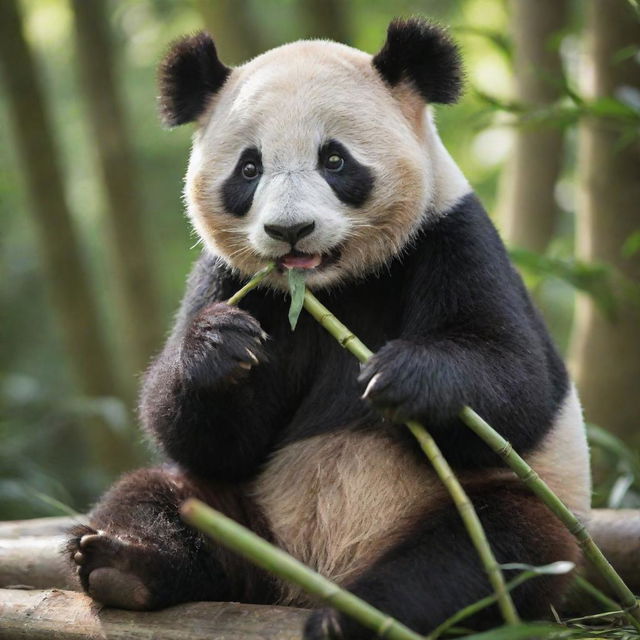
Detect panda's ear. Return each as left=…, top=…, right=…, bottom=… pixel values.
left=372, top=18, right=463, bottom=104
left=158, top=32, right=231, bottom=127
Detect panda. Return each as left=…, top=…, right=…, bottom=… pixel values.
left=67, top=17, right=592, bottom=638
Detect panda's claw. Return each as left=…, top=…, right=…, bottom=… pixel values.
left=79, top=533, right=105, bottom=550
left=361, top=372, right=383, bottom=400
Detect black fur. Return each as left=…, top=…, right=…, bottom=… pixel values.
left=373, top=18, right=463, bottom=104
left=221, top=146, right=263, bottom=216
left=318, top=140, right=375, bottom=207
left=65, top=467, right=276, bottom=609
left=70, top=194, right=574, bottom=632
left=140, top=193, right=567, bottom=475
left=158, top=32, right=230, bottom=127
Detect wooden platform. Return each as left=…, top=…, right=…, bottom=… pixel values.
left=1, top=511, right=639, bottom=638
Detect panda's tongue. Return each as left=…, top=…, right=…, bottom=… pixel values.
left=279, top=252, right=322, bottom=270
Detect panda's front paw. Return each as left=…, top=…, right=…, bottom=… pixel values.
left=180, top=303, right=268, bottom=389
left=358, top=339, right=463, bottom=424
left=304, top=608, right=374, bottom=640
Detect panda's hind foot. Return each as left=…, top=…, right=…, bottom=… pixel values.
left=67, top=525, right=153, bottom=610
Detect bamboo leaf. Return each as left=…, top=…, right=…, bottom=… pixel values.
left=287, top=268, right=306, bottom=330
left=500, top=561, right=575, bottom=575
left=461, top=623, right=569, bottom=639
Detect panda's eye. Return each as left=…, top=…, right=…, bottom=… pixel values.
left=325, top=153, right=344, bottom=172
left=242, top=162, right=259, bottom=180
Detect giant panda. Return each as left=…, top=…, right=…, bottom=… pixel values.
left=67, top=18, right=592, bottom=638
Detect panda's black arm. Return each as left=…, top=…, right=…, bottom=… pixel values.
left=359, top=195, right=568, bottom=466
left=139, top=252, right=287, bottom=481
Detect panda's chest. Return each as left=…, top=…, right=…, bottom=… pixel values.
left=250, top=428, right=442, bottom=606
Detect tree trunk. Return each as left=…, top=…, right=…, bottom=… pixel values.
left=569, top=0, right=640, bottom=447
left=299, top=0, right=351, bottom=44
left=0, top=0, right=133, bottom=474
left=498, top=0, right=569, bottom=253
left=70, top=0, right=162, bottom=377
left=0, top=589, right=308, bottom=640
left=196, top=0, right=265, bottom=65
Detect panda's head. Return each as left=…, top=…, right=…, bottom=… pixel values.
left=159, top=18, right=467, bottom=289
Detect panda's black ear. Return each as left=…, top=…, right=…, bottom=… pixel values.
left=372, top=18, right=463, bottom=104
left=158, top=32, right=231, bottom=127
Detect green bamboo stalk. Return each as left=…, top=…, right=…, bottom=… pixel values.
left=459, top=406, right=640, bottom=629
left=226, top=262, right=276, bottom=305
left=181, top=498, right=425, bottom=640
left=302, top=289, right=520, bottom=627
left=573, top=575, right=623, bottom=614
left=428, top=571, right=536, bottom=640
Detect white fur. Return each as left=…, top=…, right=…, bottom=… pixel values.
left=184, top=39, right=471, bottom=289
left=251, top=429, right=447, bottom=605
left=526, top=385, right=592, bottom=521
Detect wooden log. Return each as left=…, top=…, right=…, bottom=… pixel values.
left=0, top=588, right=308, bottom=640
left=1, top=510, right=638, bottom=601
left=0, top=537, right=79, bottom=591
left=583, top=509, right=640, bottom=594
left=0, top=516, right=87, bottom=539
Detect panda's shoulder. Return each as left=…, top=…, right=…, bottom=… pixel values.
left=408, top=193, right=515, bottom=289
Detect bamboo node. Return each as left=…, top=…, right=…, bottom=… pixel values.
left=623, top=600, right=640, bottom=614
left=320, top=584, right=341, bottom=600
left=497, top=441, right=513, bottom=457
left=377, top=616, right=395, bottom=637
left=569, top=521, right=588, bottom=538
left=340, top=334, right=356, bottom=348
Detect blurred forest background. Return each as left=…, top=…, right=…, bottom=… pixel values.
left=0, top=0, right=638, bottom=520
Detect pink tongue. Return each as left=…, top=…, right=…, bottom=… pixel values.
left=280, top=253, right=322, bottom=270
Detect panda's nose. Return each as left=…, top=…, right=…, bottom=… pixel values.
left=264, top=221, right=315, bottom=245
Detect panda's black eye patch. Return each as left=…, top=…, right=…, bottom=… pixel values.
left=221, top=147, right=262, bottom=216
left=318, top=140, right=374, bottom=207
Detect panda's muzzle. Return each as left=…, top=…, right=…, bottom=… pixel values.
left=264, top=221, right=315, bottom=246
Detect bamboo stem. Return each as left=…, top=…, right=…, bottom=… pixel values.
left=573, top=575, right=622, bottom=614
left=225, top=262, right=276, bottom=305
left=302, top=289, right=520, bottom=626
left=459, top=406, right=640, bottom=629
left=181, top=499, right=425, bottom=640
left=428, top=571, right=536, bottom=640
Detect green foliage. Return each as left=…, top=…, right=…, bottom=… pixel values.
left=623, top=231, right=640, bottom=258
left=510, top=248, right=618, bottom=319
left=588, top=423, right=640, bottom=509
left=287, top=269, right=306, bottom=330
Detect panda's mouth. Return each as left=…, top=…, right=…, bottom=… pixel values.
left=276, top=246, right=341, bottom=271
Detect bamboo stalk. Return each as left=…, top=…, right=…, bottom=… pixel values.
left=181, top=499, right=425, bottom=640
left=459, top=406, right=640, bottom=629
left=573, top=575, right=622, bottom=614
left=302, top=289, right=520, bottom=626
left=226, top=262, right=276, bottom=305
left=428, top=571, right=537, bottom=640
